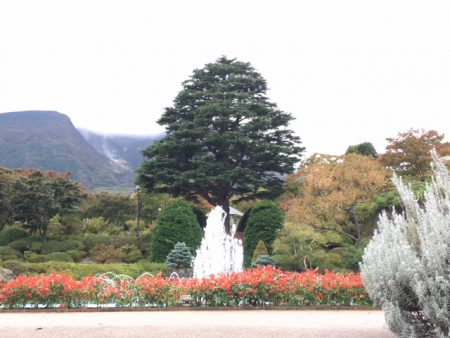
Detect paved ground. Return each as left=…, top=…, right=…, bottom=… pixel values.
left=0, top=310, right=396, bottom=338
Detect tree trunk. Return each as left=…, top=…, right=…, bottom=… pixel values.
left=350, top=205, right=361, bottom=246
left=218, top=199, right=231, bottom=234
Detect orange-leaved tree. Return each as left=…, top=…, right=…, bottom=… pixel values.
left=379, top=129, right=450, bottom=181
left=280, top=153, right=390, bottom=246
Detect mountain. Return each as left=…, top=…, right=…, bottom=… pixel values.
left=78, top=129, right=163, bottom=171
left=0, top=111, right=160, bottom=190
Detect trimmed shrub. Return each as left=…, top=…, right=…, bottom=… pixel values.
left=90, top=244, right=122, bottom=263
left=121, top=244, right=144, bottom=263
left=81, top=234, right=110, bottom=251
left=23, top=251, right=47, bottom=263
left=39, top=240, right=65, bottom=254
left=0, top=226, right=28, bottom=246
left=66, top=250, right=87, bottom=262
left=61, top=239, right=85, bottom=252
left=243, top=201, right=284, bottom=267
left=111, top=234, right=137, bottom=249
left=165, top=242, right=192, bottom=269
left=150, top=200, right=202, bottom=262
left=45, top=252, right=73, bottom=262
left=0, top=246, right=21, bottom=261
left=7, top=238, right=34, bottom=254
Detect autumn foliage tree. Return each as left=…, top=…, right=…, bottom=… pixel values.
left=379, top=129, right=450, bottom=181
left=280, top=153, right=390, bottom=246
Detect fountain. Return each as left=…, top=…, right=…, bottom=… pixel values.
left=193, top=206, right=243, bottom=278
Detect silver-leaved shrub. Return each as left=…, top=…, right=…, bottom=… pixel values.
left=361, top=150, right=450, bottom=337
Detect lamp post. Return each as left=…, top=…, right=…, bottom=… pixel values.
left=135, top=185, right=141, bottom=237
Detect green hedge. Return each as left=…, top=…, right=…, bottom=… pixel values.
left=0, top=260, right=167, bottom=279
left=150, top=200, right=202, bottom=262
left=243, top=201, right=284, bottom=267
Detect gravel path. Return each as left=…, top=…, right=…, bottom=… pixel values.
left=0, top=310, right=396, bottom=338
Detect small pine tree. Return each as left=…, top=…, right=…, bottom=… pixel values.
left=165, top=242, right=192, bottom=269
left=252, top=255, right=280, bottom=268
left=251, top=240, right=269, bottom=264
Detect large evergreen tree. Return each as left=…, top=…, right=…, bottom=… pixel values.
left=138, top=57, right=303, bottom=231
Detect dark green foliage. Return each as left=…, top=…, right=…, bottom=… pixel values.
left=137, top=232, right=152, bottom=256
left=346, top=142, right=378, bottom=157
left=0, top=260, right=167, bottom=279
left=7, top=238, right=33, bottom=254
left=341, top=243, right=366, bottom=271
left=45, top=252, right=74, bottom=262
left=191, top=206, right=207, bottom=228
left=243, top=201, right=284, bottom=267
left=0, top=226, right=28, bottom=246
left=138, top=57, right=303, bottom=230
left=252, top=255, right=280, bottom=268
left=65, top=250, right=86, bottom=262
left=165, top=242, right=192, bottom=269
left=121, top=244, right=144, bottom=263
left=33, top=239, right=85, bottom=254
left=37, top=240, right=65, bottom=254
left=0, top=246, right=21, bottom=261
left=81, top=234, right=111, bottom=250
left=150, top=201, right=202, bottom=262
left=237, top=207, right=252, bottom=232
left=23, top=251, right=47, bottom=263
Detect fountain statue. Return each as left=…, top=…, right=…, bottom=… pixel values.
left=193, top=206, right=243, bottom=278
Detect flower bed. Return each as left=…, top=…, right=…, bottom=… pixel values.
left=0, top=266, right=370, bottom=309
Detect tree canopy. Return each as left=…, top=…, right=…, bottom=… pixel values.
left=346, top=142, right=377, bottom=157
left=280, top=153, right=390, bottom=246
left=137, top=57, right=303, bottom=230
left=379, top=129, right=450, bottom=181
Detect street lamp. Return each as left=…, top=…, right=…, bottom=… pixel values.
left=135, top=185, right=141, bottom=237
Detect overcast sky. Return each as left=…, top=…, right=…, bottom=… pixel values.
left=1, top=0, right=449, bottom=156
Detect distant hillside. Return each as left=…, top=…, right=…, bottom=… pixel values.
left=79, top=129, right=163, bottom=170
left=0, top=111, right=138, bottom=190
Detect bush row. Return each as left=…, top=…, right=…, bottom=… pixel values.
left=0, top=261, right=166, bottom=279
left=0, top=266, right=370, bottom=308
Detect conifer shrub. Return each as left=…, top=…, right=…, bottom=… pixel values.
left=7, top=238, right=33, bottom=254
left=243, top=201, right=283, bottom=267
left=150, top=200, right=202, bottom=262
left=252, top=255, right=280, bottom=267
left=251, top=240, right=269, bottom=264
left=165, top=242, right=192, bottom=269
left=361, top=151, right=450, bottom=337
